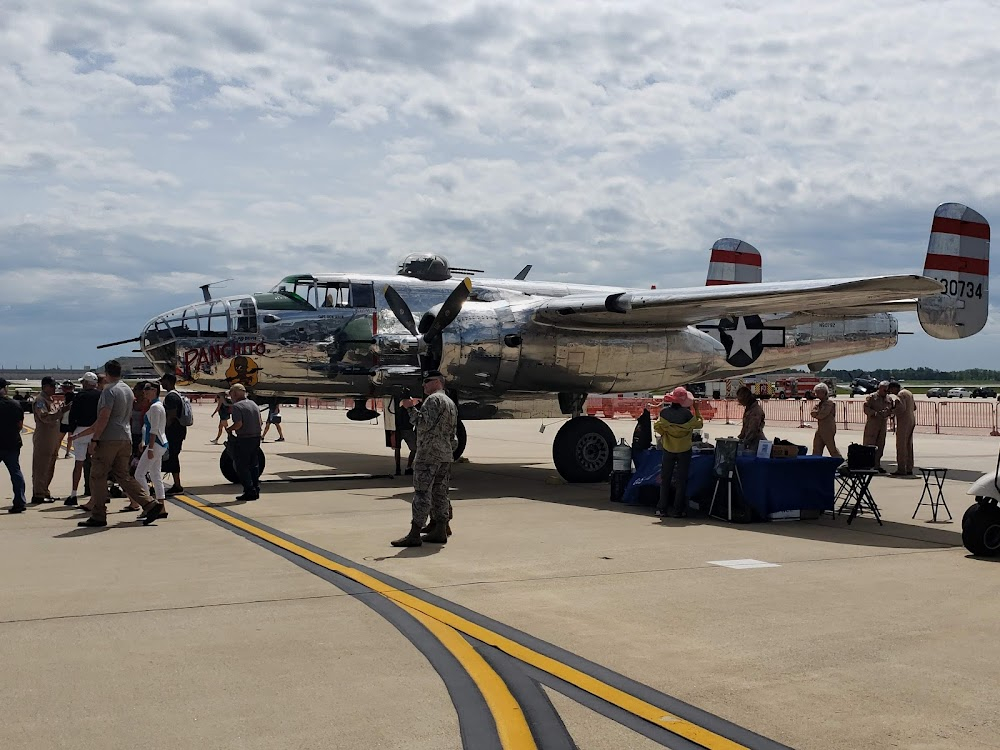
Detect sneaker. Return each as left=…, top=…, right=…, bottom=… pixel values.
left=77, top=518, right=107, bottom=528
left=64, top=496, right=78, bottom=506
left=275, top=438, right=285, bottom=442
left=164, top=485, right=184, bottom=497
left=654, top=509, right=665, bottom=517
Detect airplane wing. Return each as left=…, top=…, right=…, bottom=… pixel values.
left=528, top=275, right=942, bottom=330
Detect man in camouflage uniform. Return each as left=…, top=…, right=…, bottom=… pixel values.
left=391, top=370, right=457, bottom=547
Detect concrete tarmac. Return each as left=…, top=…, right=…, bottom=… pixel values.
left=3, top=404, right=1000, bottom=749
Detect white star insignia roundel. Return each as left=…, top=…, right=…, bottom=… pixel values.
left=697, top=315, right=785, bottom=367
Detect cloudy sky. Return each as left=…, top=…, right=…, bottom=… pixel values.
left=2, top=0, right=997, bottom=373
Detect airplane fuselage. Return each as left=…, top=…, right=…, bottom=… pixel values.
left=140, top=272, right=897, bottom=403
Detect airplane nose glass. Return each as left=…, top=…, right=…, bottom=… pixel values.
left=141, top=317, right=177, bottom=373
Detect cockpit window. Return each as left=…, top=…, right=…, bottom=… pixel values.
left=350, top=282, right=375, bottom=308
left=319, top=282, right=349, bottom=308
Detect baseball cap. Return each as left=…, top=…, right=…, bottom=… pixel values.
left=61, top=380, right=75, bottom=389
left=41, top=376, right=56, bottom=387
left=422, top=370, right=445, bottom=382
left=80, top=371, right=98, bottom=384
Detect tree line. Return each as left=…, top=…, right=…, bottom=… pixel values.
left=774, top=367, right=1000, bottom=382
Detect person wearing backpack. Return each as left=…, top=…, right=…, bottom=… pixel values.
left=159, top=372, right=188, bottom=495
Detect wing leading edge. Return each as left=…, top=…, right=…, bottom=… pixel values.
left=528, top=275, right=943, bottom=330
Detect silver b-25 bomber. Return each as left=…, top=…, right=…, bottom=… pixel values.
left=119, top=203, right=990, bottom=484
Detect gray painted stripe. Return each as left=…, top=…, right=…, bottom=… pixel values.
left=171, top=497, right=502, bottom=750
left=473, top=641, right=577, bottom=750
left=178, top=497, right=790, bottom=750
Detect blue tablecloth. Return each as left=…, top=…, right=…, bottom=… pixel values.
left=622, top=448, right=843, bottom=518
left=735, top=455, right=844, bottom=515
left=622, top=450, right=715, bottom=505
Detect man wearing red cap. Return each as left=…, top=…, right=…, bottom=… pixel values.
left=653, top=387, right=703, bottom=518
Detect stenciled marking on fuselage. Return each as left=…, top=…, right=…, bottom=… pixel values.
left=182, top=339, right=269, bottom=372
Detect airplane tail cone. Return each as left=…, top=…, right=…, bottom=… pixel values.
left=918, top=203, right=990, bottom=339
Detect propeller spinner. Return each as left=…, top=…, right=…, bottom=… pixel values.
left=382, top=277, right=472, bottom=370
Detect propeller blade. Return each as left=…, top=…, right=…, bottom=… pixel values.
left=96, top=336, right=140, bottom=350
left=383, top=285, right=418, bottom=337
left=423, top=277, right=472, bottom=342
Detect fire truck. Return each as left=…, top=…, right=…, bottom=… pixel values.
left=693, top=375, right=837, bottom=400
left=771, top=376, right=837, bottom=399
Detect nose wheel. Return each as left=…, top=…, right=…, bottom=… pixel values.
left=552, top=416, right=615, bottom=483
left=220, top=446, right=267, bottom=484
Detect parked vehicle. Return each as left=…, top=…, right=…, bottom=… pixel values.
left=926, top=387, right=947, bottom=398
left=850, top=377, right=879, bottom=396
left=963, top=447, right=1000, bottom=556
left=947, top=387, right=973, bottom=399
left=972, top=387, right=998, bottom=398
left=773, top=376, right=834, bottom=400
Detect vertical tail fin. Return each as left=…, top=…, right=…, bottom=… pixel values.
left=918, top=203, right=990, bottom=339
left=706, top=239, right=761, bottom=286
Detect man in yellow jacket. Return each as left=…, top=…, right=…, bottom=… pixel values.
left=653, top=387, right=703, bottom=518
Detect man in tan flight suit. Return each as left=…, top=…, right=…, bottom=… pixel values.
left=862, top=381, right=894, bottom=473
left=31, top=376, right=67, bottom=503
left=809, top=383, right=841, bottom=458
left=887, top=381, right=916, bottom=475
left=736, top=386, right=766, bottom=452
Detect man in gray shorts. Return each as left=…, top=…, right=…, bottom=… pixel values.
left=75, top=360, right=164, bottom=528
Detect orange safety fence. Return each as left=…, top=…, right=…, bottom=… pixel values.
left=38, top=390, right=1000, bottom=435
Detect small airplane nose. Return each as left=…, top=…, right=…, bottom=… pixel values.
left=140, top=317, right=177, bottom=376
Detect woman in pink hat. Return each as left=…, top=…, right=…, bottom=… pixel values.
left=653, top=387, right=703, bottom=518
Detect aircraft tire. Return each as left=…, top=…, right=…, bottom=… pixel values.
left=219, top=447, right=267, bottom=484
left=453, top=419, right=467, bottom=461
left=552, top=416, right=615, bottom=483
left=962, top=501, right=1000, bottom=557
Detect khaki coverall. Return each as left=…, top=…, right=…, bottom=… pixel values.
left=31, top=394, right=62, bottom=499
left=739, top=399, right=766, bottom=452
left=893, top=388, right=916, bottom=474
left=862, top=392, right=894, bottom=468
left=810, top=398, right=841, bottom=458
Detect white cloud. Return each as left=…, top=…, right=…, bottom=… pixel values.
left=1, top=0, right=998, bottom=369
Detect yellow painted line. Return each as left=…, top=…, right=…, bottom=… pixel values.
left=400, top=602, right=537, bottom=750
left=175, top=495, right=749, bottom=750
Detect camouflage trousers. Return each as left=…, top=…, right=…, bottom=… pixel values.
left=411, top=461, right=452, bottom=526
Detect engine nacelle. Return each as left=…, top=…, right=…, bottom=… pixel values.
left=435, top=301, right=728, bottom=395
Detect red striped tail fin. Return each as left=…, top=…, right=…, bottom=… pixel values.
left=705, top=239, right=761, bottom=286
left=919, top=203, right=990, bottom=339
